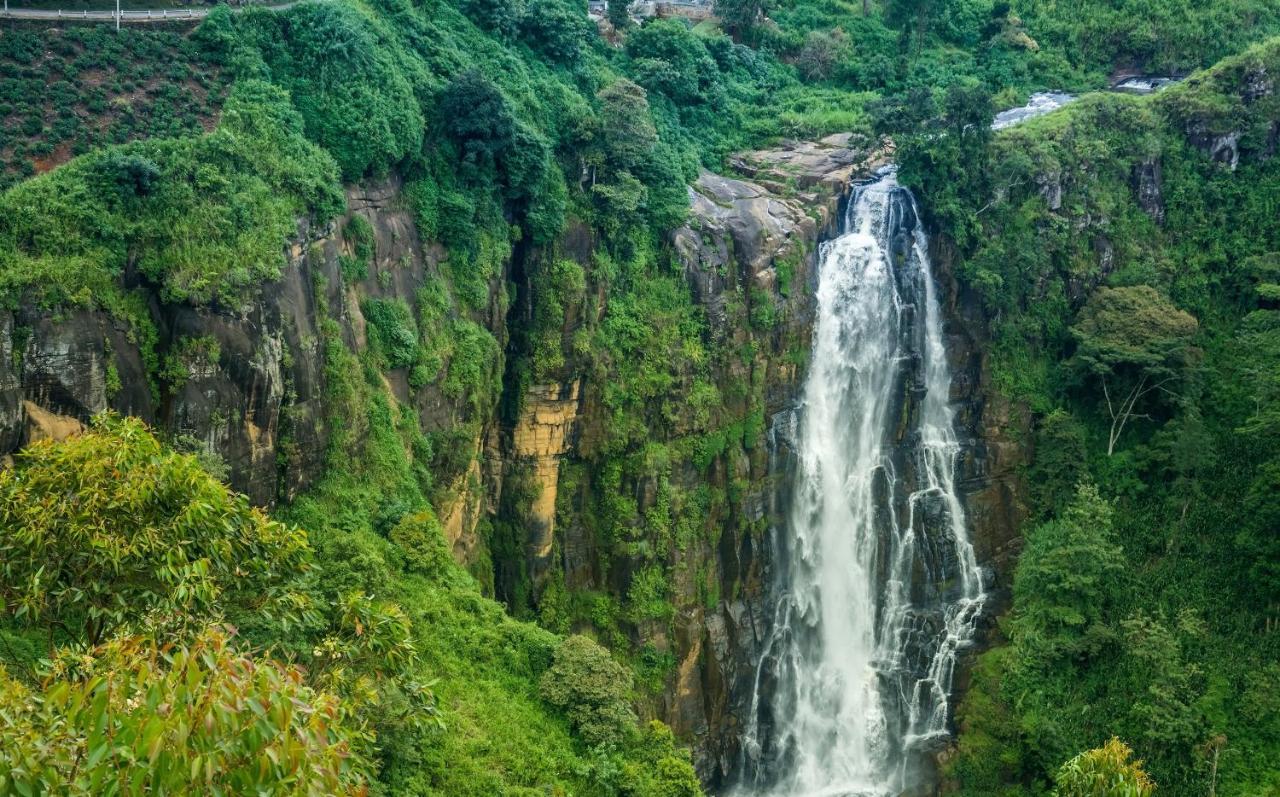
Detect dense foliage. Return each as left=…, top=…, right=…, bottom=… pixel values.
left=0, top=627, right=363, bottom=796
left=0, top=79, right=341, bottom=312
left=0, top=416, right=312, bottom=647
left=930, top=37, right=1280, bottom=797
left=0, top=419, right=702, bottom=795
left=2, top=0, right=1280, bottom=794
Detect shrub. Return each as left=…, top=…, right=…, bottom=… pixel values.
left=0, top=626, right=367, bottom=795
left=389, top=509, right=455, bottom=581
left=521, top=0, right=593, bottom=65
left=1053, top=738, right=1155, bottom=797
left=0, top=416, right=312, bottom=648
left=539, top=634, right=637, bottom=747
left=343, top=213, right=376, bottom=265
left=362, top=298, right=420, bottom=370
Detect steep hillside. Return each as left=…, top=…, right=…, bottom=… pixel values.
left=919, top=37, right=1280, bottom=797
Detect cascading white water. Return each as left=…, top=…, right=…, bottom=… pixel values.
left=736, top=169, right=986, bottom=797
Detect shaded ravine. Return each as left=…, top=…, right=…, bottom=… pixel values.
left=733, top=169, right=985, bottom=797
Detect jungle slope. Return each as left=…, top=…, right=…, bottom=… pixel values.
left=929, top=36, right=1280, bottom=797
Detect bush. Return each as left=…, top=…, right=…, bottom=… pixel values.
left=0, top=416, right=312, bottom=649
left=343, top=213, right=376, bottom=265
left=521, top=0, right=593, bottom=64
left=362, top=298, right=420, bottom=370
left=1054, top=738, right=1155, bottom=797
left=389, top=509, right=455, bottom=581
left=0, top=626, right=366, bottom=795
left=539, top=634, right=637, bottom=747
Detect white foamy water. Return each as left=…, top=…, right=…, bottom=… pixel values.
left=735, top=169, right=986, bottom=797
left=990, top=91, right=1076, bottom=130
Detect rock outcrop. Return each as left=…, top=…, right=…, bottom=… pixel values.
left=511, top=380, right=583, bottom=582
left=0, top=177, right=501, bottom=527
left=0, top=218, right=347, bottom=506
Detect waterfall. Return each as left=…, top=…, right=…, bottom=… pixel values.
left=735, top=168, right=986, bottom=797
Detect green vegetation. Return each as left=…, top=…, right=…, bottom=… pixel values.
left=1054, top=738, right=1156, bottom=797
left=0, top=79, right=341, bottom=308
left=0, top=419, right=701, bottom=795
left=0, top=626, right=364, bottom=796
left=0, top=416, right=311, bottom=649
left=924, top=36, right=1280, bottom=797
left=3, top=0, right=1280, bottom=793
left=0, top=24, right=227, bottom=189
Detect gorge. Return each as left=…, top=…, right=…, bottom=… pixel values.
left=2, top=3, right=1279, bottom=795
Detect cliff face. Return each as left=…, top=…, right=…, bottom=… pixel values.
left=0, top=177, right=504, bottom=527
left=0, top=215, right=346, bottom=503
left=0, top=137, right=1028, bottom=789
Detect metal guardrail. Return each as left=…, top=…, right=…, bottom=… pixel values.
left=1, top=6, right=206, bottom=19
left=0, top=0, right=302, bottom=24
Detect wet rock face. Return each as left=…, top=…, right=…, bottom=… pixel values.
left=1133, top=157, right=1165, bottom=224
left=159, top=243, right=342, bottom=505
left=660, top=161, right=853, bottom=786
left=932, top=237, right=1029, bottom=614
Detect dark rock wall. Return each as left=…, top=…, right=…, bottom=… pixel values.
left=0, top=217, right=348, bottom=505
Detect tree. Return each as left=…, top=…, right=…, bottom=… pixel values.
left=539, top=634, right=637, bottom=746
left=596, top=79, right=658, bottom=171
left=1053, top=738, right=1155, bottom=797
left=884, top=0, right=938, bottom=50
left=461, top=0, right=526, bottom=40
left=1027, top=409, right=1090, bottom=520
left=1119, top=610, right=1204, bottom=753
left=607, top=0, right=630, bottom=31
left=521, top=0, right=593, bottom=65
left=872, top=79, right=994, bottom=248
left=1235, top=254, right=1280, bottom=439
left=0, top=626, right=367, bottom=795
left=715, top=0, right=773, bottom=42
left=1011, top=483, right=1125, bottom=661
left=0, top=416, right=313, bottom=650
left=796, top=30, right=845, bottom=81
left=1070, top=286, right=1199, bottom=455
left=438, top=70, right=517, bottom=175
left=625, top=20, right=725, bottom=108
left=95, top=152, right=161, bottom=198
